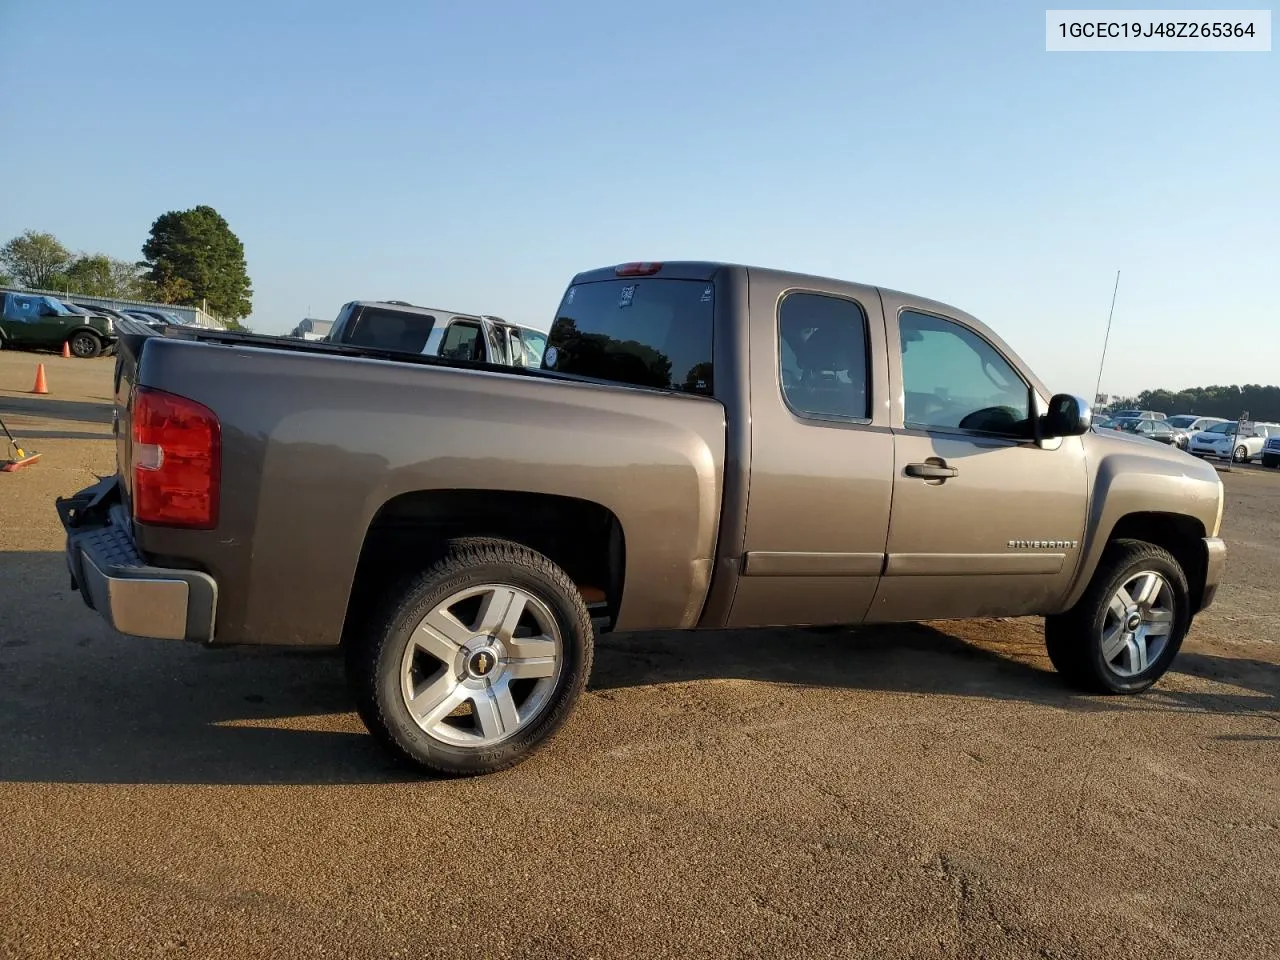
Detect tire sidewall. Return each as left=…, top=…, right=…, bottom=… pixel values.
left=372, top=558, right=591, bottom=775
left=1084, top=548, right=1190, bottom=694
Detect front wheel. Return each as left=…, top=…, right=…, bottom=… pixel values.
left=1044, top=539, right=1190, bottom=694
left=346, top=537, right=594, bottom=776
left=68, top=331, right=102, bottom=359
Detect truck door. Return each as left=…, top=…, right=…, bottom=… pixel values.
left=728, top=274, right=895, bottom=628
left=868, top=298, right=1089, bottom=622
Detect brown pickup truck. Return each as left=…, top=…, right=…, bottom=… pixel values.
left=57, top=261, right=1227, bottom=776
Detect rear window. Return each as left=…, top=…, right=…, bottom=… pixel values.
left=344, top=307, right=437, bottom=352
left=543, top=278, right=714, bottom=395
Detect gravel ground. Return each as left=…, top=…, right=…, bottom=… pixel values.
left=2, top=348, right=1278, bottom=960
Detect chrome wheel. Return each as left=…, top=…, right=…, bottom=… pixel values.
left=1233, top=445, right=1248, bottom=463
left=1101, top=571, right=1174, bottom=678
left=399, top=583, right=563, bottom=748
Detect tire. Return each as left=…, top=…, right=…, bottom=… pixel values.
left=68, top=331, right=102, bottom=359
left=1044, top=539, right=1191, bottom=695
left=1263, top=455, right=1279, bottom=469
left=345, top=536, right=594, bottom=776
left=1233, top=444, right=1249, bottom=463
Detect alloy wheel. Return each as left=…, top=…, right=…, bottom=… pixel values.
left=399, top=583, right=563, bottom=747
left=1100, top=571, right=1175, bottom=678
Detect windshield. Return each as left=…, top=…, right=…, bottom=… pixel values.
left=41, top=297, right=75, bottom=316
left=544, top=277, right=714, bottom=395
left=1205, top=422, right=1237, bottom=435
left=1166, top=415, right=1196, bottom=428
left=520, top=329, right=547, bottom=365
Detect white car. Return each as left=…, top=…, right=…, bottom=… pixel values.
left=1164, top=414, right=1228, bottom=449
left=1187, top=420, right=1280, bottom=462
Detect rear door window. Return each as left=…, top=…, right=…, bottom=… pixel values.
left=439, top=320, right=483, bottom=360
left=544, top=278, right=714, bottom=395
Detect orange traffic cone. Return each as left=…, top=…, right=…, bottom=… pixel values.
left=61, top=341, right=71, bottom=358
left=31, top=363, right=49, bottom=395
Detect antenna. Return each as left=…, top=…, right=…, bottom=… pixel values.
left=1093, top=270, right=1121, bottom=406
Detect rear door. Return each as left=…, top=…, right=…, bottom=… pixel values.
left=728, top=273, right=894, bottom=628
left=869, top=299, right=1089, bottom=621
left=3, top=293, right=45, bottom=344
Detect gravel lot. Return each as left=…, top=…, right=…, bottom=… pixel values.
left=2, top=348, right=1278, bottom=959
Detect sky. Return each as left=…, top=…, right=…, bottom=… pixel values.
left=1, top=0, right=1275, bottom=398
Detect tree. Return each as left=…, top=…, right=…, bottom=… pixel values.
left=1, top=230, right=73, bottom=288
left=141, top=205, right=253, bottom=319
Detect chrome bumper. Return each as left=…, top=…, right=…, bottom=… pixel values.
left=56, top=476, right=217, bottom=642
left=1199, top=536, right=1227, bottom=612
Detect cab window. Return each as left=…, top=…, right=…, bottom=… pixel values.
left=777, top=292, right=870, bottom=421
left=899, top=310, right=1031, bottom=436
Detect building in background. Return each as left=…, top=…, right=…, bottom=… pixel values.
left=288, top=317, right=333, bottom=340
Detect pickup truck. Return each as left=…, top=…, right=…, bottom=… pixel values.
left=0, top=289, right=118, bottom=358
left=56, top=261, right=1228, bottom=777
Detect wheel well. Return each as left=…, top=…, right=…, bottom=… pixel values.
left=1107, top=511, right=1208, bottom=611
left=343, top=489, right=625, bottom=640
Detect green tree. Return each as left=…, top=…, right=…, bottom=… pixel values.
left=0, top=229, right=73, bottom=288
left=141, top=205, right=253, bottom=318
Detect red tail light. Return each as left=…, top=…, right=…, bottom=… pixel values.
left=131, top=385, right=221, bottom=529
left=614, top=262, right=663, bottom=277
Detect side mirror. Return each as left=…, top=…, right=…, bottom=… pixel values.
left=1043, top=393, right=1092, bottom=437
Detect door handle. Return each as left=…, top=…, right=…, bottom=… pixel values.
left=905, top=462, right=958, bottom=480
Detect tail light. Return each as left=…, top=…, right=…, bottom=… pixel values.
left=615, top=262, right=663, bottom=276
left=131, top=385, right=221, bottom=529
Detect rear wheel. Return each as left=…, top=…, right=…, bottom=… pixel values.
left=346, top=537, right=594, bottom=776
left=68, top=331, right=102, bottom=359
left=1045, top=539, right=1190, bottom=694
left=1233, top=444, right=1249, bottom=463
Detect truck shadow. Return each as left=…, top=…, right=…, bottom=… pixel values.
left=590, top=624, right=1280, bottom=723
left=0, top=395, right=115, bottom=425
left=1, top=549, right=1275, bottom=786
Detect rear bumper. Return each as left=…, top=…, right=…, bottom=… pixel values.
left=56, top=476, right=217, bottom=642
left=1199, top=536, right=1227, bottom=612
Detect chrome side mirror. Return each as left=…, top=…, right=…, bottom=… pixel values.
left=1044, top=393, right=1093, bottom=437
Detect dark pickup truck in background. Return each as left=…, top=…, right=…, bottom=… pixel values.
left=57, top=261, right=1226, bottom=776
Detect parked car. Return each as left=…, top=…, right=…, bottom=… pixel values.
left=56, top=260, right=1227, bottom=777
left=1121, top=418, right=1180, bottom=446
left=1109, top=409, right=1166, bottom=421
left=1164, top=415, right=1228, bottom=449
left=1262, top=434, right=1280, bottom=469
left=0, top=290, right=117, bottom=357
left=325, top=299, right=541, bottom=368
left=1187, top=420, right=1280, bottom=462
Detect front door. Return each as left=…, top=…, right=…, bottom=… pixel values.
left=728, top=277, right=895, bottom=628
left=868, top=301, right=1089, bottom=622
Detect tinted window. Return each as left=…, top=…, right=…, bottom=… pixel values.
left=345, top=307, right=436, bottom=352
left=1166, top=415, right=1196, bottom=428
left=899, top=310, right=1031, bottom=435
left=777, top=292, right=869, bottom=420
left=544, top=278, right=713, bottom=395
left=439, top=321, right=483, bottom=360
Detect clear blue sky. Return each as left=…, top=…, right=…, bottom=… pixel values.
left=1, top=0, right=1275, bottom=397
